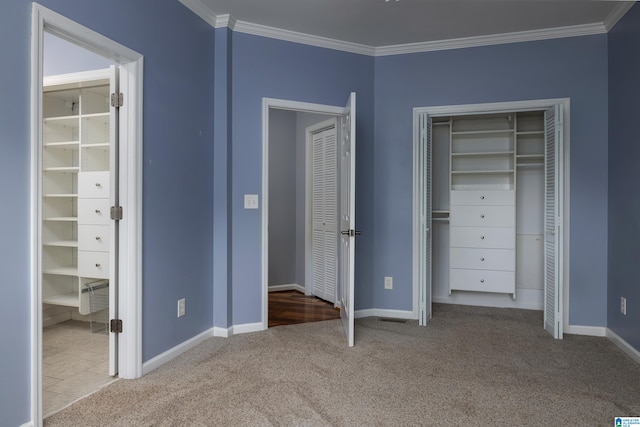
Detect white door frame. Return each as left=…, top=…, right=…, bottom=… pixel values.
left=305, top=118, right=339, bottom=304
left=412, top=98, right=571, bottom=331
left=31, top=4, right=143, bottom=424
left=262, top=98, right=345, bottom=329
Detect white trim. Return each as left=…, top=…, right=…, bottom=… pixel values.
left=176, top=2, right=619, bottom=57
left=354, top=309, right=416, bottom=320
left=564, top=325, right=607, bottom=337
left=433, top=288, right=544, bottom=311
left=604, top=2, right=635, bottom=31
left=31, top=4, right=143, bottom=425
left=607, top=329, right=640, bottom=365
left=268, top=283, right=306, bottom=293
left=262, top=98, right=346, bottom=332
left=231, top=322, right=265, bottom=335
left=375, top=23, right=606, bottom=56
left=213, top=327, right=230, bottom=338
left=177, top=0, right=219, bottom=28
left=142, top=328, right=214, bottom=375
left=412, top=98, right=571, bottom=338
left=233, top=20, right=374, bottom=56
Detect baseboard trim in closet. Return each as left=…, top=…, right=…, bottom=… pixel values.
left=268, top=283, right=305, bottom=293
left=433, top=288, right=544, bottom=310
left=354, top=308, right=416, bottom=320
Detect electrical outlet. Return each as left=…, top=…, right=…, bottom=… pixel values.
left=384, top=276, right=393, bottom=290
left=244, top=194, right=259, bottom=209
left=621, top=297, right=627, bottom=316
left=178, top=298, right=186, bottom=317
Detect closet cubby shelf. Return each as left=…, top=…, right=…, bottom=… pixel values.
left=451, top=151, right=514, bottom=157
left=44, top=141, right=79, bottom=148
left=516, top=131, right=544, bottom=135
left=43, top=267, right=79, bottom=277
left=44, top=166, right=80, bottom=173
left=43, top=293, right=80, bottom=307
left=43, top=193, right=78, bottom=198
left=44, top=115, right=79, bottom=123
left=451, top=170, right=514, bottom=175
left=43, top=240, right=78, bottom=248
left=451, top=129, right=514, bottom=136
left=44, top=216, right=78, bottom=222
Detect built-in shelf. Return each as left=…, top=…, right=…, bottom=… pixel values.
left=516, top=131, right=544, bottom=136
left=44, top=141, right=79, bottom=149
left=44, top=216, right=78, bottom=222
left=43, top=293, right=80, bottom=307
left=43, top=240, right=78, bottom=248
left=44, top=193, right=78, bottom=198
left=451, top=170, right=514, bottom=175
left=452, top=151, right=514, bottom=157
left=44, top=166, right=80, bottom=173
left=44, top=115, right=78, bottom=122
left=451, top=129, right=514, bottom=136
left=43, top=267, right=79, bottom=276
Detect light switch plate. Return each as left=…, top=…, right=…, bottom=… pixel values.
left=244, top=194, right=259, bottom=209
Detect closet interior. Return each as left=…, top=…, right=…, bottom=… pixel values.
left=431, top=110, right=546, bottom=308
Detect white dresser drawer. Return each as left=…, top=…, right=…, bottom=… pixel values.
left=450, top=205, right=515, bottom=227
left=450, top=226, right=515, bottom=249
left=78, top=225, right=110, bottom=252
left=78, top=198, right=111, bottom=225
left=78, top=251, right=110, bottom=279
left=450, top=268, right=515, bottom=293
left=78, top=171, right=110, bottom=198
left=451, top=190, right=515, bottom=206
left=449, top=247, right=515, bottom=271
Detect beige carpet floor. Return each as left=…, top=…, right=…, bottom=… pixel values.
left=45, top=304, right=640, bottom=426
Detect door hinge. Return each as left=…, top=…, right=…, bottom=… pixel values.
left=111, top=92, right=123, bottom=108
left=110, top=206, right=123, bottom=221
left=110, top=319, right=123, bottom=334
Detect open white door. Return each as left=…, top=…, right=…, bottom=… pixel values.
left=544, top=104, right=563, bottom=339
left=109, top=65, right=120, bottom=374
left=339, top=93, right=356, bottom=347
left=417, top=113, right=432, bottom=325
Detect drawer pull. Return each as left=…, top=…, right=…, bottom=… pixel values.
left=95, top=236, right=101, bottom=241
left=480, top=214, right=485, bottom=218
left=95, top=209, right=101, bottom=214
left=480, top=257, right=485, bottom=261
left=480, top=195, right=485, bottom=200
left=480, top=279, right=485, bottom=283
left=480, top=236, right=485, bottom=240
left=95, top=183, right=101, bottom=188
left=95, top=263, right=101, bottom=268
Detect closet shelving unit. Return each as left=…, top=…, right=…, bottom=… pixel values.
left=42, top=69, right=111, bottom=314
left=444, top=111, right=546, bottom=299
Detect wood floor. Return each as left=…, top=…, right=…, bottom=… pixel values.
left=268, top=290, right=340, bottom=327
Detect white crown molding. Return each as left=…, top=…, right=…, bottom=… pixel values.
left=375, top=23, right=607, bottom=56
left=178, top=0, right=218, bottom=28
left=232, top=20, right=375, bottom=56
left=178, top=0, right=622, bottom=56
left=603, top=1, right=635, bottom=31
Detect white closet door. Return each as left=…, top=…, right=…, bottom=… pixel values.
left=311, top=126, right=337, bottom=303
left=339, top=92, right=356, bottom=347
left=418, top=113, right=432, bottom=325
left=544, top=105, right=563, bottom=339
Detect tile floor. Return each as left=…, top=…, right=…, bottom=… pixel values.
left=43, top=320, right=117, bottom=418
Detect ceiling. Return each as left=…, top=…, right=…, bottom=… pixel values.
left=195, top=0, right=630, bottom=48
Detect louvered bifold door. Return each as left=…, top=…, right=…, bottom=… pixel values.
left=419, top=113, right=433, bottom=325
left=312, top=131, right=326, bottom=300
left=311, top=127, right=338, bottom=304
left=544, top=105, right=563, bottom=339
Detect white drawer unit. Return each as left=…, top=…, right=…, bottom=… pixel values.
left=450, top=269, right=515, bottom=293
left=78, top=251, right=110, bottom=279
left=449, top=248, right=515, bottom=271
left=78, top=198, right=111, bottom=225
left=451, top=190, right=515, bottom=206
left=450, top=205, right=515, bottom=228
left=78, top=171, right=110, bottom=198
left=450, top=226, right=515, bottom=249
left=78, top=225, right=110, bottom=252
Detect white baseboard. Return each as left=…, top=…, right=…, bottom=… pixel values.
left=565, top=324, right=607, bottom=336
left=433, top=288, right=543, bottom=310
left=20, top=422, right=33, bottom=427
left=231, top=322, right=265, bottom=335
left=142, top=328, right=214, bottom=375
left=606, top=329, right=640, bottom=365
left=268, top=283, right=305, bottom=293
left=213, top=326, right=230, bottom=337
left=355, top=308, right=417, bottom=320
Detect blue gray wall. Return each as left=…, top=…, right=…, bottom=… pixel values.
left=268, top=109, right=297, bottom=286
left=373, top=36, right=609, bottom=325
left=228, top=33, right=375, bottom=324
left=44, top=32, right=112, bottom=76
left=0, top=1, right=214, bottom=424
left=608, top=3, right=640, bottom=350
